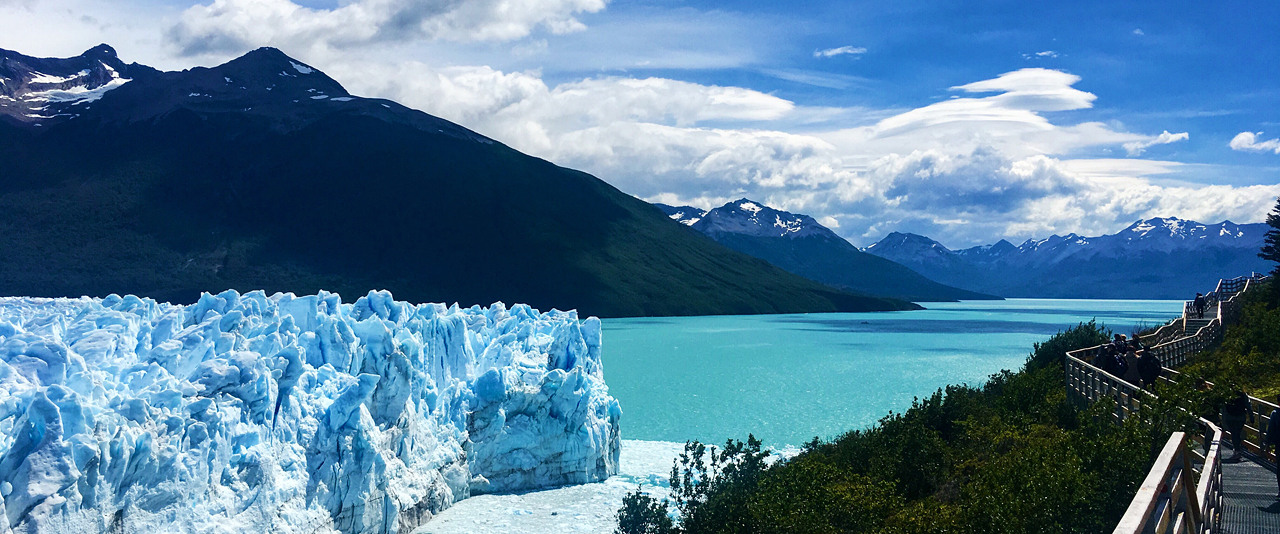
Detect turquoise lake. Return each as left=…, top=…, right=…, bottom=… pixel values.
left=600, top=299, right=1184, bottom=448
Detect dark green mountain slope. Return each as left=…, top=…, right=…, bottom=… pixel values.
left=0, top=46, right=917, bottom=317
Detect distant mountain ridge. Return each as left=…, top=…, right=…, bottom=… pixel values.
left=865, top=217, right=1271, bottom=299
left=1, top=45, right=482, bottom=139
left=657, top=204, right=706, bottom=226
left=658, top=200, right=999, bottom=302
left=0, top=45, right=917, bottom=317
left=0, top=44, right=158, bottom=126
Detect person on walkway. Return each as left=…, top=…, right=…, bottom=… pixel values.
left=1136, top=350, right=1161, bottom=390
left=1097, top=346, right=1116, bottom=375
left=1264, top=395, right=1280, bottom=498
left=1105, top=346, right=1129, bottom=379
left=1194, top=293, right=1206, bottom=319
left=1122, top=347, right=1142, bottom=386
left=1222, top=390, right=1253, bottom=460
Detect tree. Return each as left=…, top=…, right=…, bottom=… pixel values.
left=1261, top=197, right=1280, bottom=305
left=1261, top=197, right=1280, bottom=273
left=615, top=488, right=675, bottom=534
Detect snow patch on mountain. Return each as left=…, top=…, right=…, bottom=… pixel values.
left=865, top=216, right=1270, bottom=298
left=0, top=290, right=620, bottom=534
left=653, top=204, right=706, bottom=226
left=27, top=70, right=90, bottom=85
left=693, top=199, right=837, bottom=239
left=873, top=217, right=1265, bottom=266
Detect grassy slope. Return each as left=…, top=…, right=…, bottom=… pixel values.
left=0, top=112, right=915, bottom=317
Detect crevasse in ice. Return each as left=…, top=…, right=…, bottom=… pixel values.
left=0, top=289, right=622, bottom=534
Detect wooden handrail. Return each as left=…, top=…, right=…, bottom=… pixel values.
left=1159, top=367, right=1280, bottom=466
left=1068, top=273, right=1269, bottom=534
left=1067, top=353, right=1225, bottom=534
left=1139, top=317, right=1187, bottom=349
left=1112, top=424, right=1222, bottom=534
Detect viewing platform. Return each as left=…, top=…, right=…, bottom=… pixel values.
left=1063, top=273, right=1277, bottom=534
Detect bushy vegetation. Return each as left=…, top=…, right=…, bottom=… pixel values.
left=617, top=321, right=1187, bottom=534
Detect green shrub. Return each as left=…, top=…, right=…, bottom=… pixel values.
left=617, top=488, right=676, bottom=534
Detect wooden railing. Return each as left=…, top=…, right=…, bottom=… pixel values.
left=1177, top=272, right=1262, bottom=327
left=1067, top=273, right=1270, bottom=534
left=1066, top=354, right=1224, bottom=534
left=1212, top=272, right=1266, bottom=302
left=1146, top=319, right=1221, bottom=368
left=1161, top=368, right=1280, bottom=466
left=1139, top=317, right=1187, bottom=350
left=1235, top=396, right=1278, bottom=464
left=1141, top=274, right=1267, bottom=368
left=1114, top=426, right=1223, bottom=534
left=1214, top=273, right=1263, bottom=326
left=1065, top=351, right=1149, bottom=422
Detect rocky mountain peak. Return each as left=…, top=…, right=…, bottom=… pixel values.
left=0, top=44, right=490, bottom=142
left=0, top=44, right=154, bottom=126
left=692, top=199, right=836, bottom=239
left=654, top=203, right=706, bottom=226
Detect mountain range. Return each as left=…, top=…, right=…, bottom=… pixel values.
left=0, top=45, right=919, bottom=317
left=656, top=200, right=998, bottom=302
left=865, top=218, right=1272, bottom=298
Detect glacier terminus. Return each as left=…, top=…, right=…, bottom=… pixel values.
left=0, top=290, right=621, bottom=534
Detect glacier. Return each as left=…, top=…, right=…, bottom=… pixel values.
left=0, top=290, right=622, bottom=534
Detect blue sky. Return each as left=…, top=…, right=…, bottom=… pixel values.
left=2, top=0, right=1278, bottom=246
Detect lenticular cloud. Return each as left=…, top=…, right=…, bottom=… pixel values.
left=0, top=289, right=621, bottom=534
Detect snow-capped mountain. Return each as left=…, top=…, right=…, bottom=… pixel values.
left=866, top=217, right=1272, bottom=298
left=658, top=199, right=998, bottom=302
left=1, top=45, right=483, bottom=140
left=693, top=199, right=837, bottom=239
left=0, top=44, right=157, bottom=126
left=655, top=203, right=706, bottom=226
left=1, top=44, right=916, bottom=319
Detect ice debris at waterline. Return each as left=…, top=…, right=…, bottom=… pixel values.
left=0, top=290, right=622, bottom=534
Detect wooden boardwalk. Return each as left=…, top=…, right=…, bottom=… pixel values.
left=1064, top=273, right=1276, bottom=534
left=1220, top=453, right=1280, bottom=534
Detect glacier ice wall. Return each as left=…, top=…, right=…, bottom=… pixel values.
left=0, top=290, right=621, bottom=534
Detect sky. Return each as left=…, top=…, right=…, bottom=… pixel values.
left=2, top=0, right=1278, bottom=247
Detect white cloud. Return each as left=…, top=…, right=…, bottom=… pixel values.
left=951, top=68, right=1095, bottom=110
left=845, top=150, right=1280, bottom=246
left=813, top=68, right=1151, bottom=167
left=1022, top=50, right=1058, bottom=59
left=1229, top=131, right=1280, bottom=154
left=813, top=46, right=866, bottom=58
left=165, top=0, right=607, bottom=56
left=334, top=62, right=1268, bottom=246
left=1122, top=130, right=1189, bottom=155
left=1133, top=28, right=1145, bottom=35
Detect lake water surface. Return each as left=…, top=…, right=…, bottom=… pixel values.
left=421, top=299, right=1185, bottom=533
left=601, top=299, right=1183, bottom=447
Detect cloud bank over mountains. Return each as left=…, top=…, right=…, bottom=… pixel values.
left=167, top=0, right=607, bottom=55
left=3, top=0, right=1277, bottom=248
